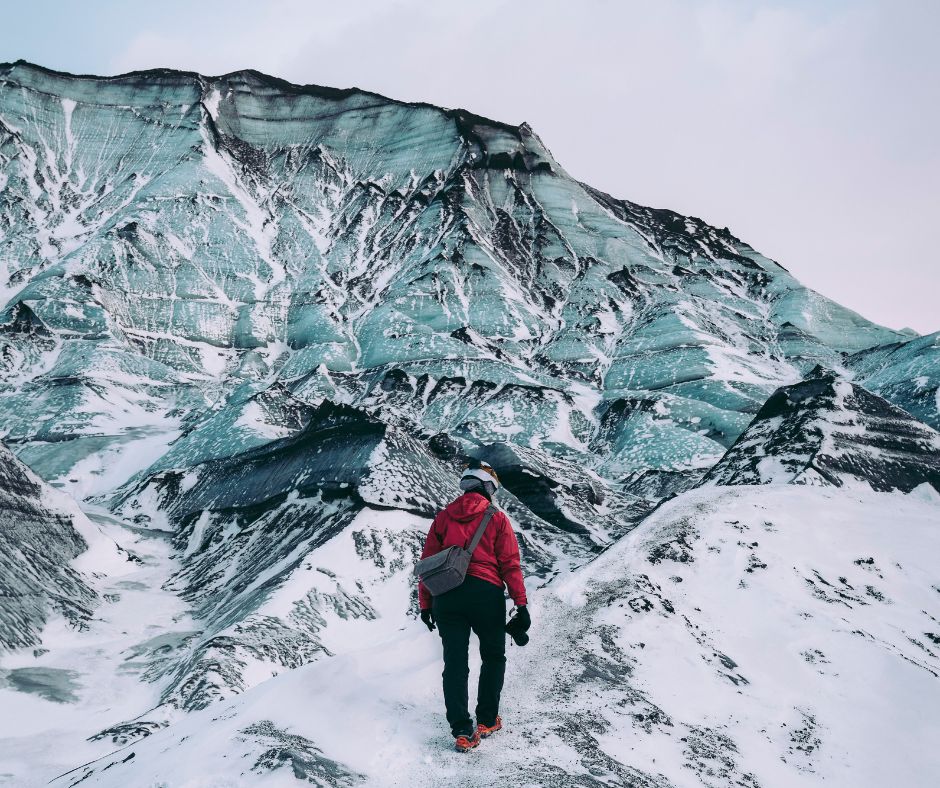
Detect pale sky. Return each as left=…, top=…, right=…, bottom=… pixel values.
left=2, top=0, right=937, bottom=333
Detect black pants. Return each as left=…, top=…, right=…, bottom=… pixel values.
left=432, top=575, right=507, bottom=737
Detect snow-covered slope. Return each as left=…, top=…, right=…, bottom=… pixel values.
left=0, top=505, right=199, bottom=783
left=42, top=486, right=940, bottom=788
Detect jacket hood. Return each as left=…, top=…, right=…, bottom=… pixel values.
left=444, top=491, right=491, bottom=523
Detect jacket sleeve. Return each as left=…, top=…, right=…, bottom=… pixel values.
left=417, top=514, right=443, bottom=610
left=494, top=513, right=527, bottom=606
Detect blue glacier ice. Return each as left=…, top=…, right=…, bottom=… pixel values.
left=1, top=61, right=917, bottom=495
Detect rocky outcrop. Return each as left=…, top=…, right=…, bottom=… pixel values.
left=701, top=370, right=940, bottom=492
left=0, top=441, right=97, bottom=650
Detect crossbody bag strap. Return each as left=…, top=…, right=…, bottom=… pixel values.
left=465, top=505, right=497, bottom=555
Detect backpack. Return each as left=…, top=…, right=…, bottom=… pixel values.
left=413, top=505, right=498, bottom=597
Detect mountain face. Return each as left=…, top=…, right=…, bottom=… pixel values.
left=0, top=61, right=938, bottom=787
left=0, top=60, right=919, bottom=495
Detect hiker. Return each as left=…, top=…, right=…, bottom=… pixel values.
left=416, top=460, right=530, bottom=752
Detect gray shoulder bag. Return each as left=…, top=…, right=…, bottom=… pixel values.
left=413, top=505, right=497, bottom=597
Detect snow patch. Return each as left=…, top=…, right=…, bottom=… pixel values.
left=203, top=89, right=221, bottom=121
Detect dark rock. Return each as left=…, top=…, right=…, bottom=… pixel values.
left=701, top=372, right=940, bottom=493
left=0, top=441, right=97, bottom=651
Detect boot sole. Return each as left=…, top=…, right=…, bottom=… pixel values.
left=454, top=735, right=480, bottom=752
left=455, top=743, right=480, bottom=752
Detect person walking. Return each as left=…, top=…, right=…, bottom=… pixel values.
left=417, top=460, right=530, bottom=752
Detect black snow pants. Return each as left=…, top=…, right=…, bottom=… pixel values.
left=432, top=574, right=507, bottom=737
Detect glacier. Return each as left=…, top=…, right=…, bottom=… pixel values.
left=0, top=60, right=938, bottom=787
left=1, top=60, right=925, bottom=492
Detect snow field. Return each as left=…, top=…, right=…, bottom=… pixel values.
left=31, top=485, right=940, bottom=787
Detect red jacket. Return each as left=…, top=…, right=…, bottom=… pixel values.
left=418, top=492, right=527, bottom=610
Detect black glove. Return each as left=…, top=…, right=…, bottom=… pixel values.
left=505, top=605, right=530, bottom=646
left=420, top=609, right=436, bottom=632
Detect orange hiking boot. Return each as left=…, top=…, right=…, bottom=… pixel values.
left=477, top=716, right=502, bottom=738
left=454, top=730, right=481, bottom=752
